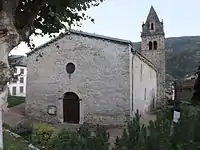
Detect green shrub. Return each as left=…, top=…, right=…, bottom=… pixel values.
left=112, top=110, right=145, bottom=150
left=3, top=123, right=11, bottom=129
left=77, top=123, right=91, bottom=138
left=48, top=128, right=86, bottom=150
left=85, top=124, right=110, bottom=150
left=32, top=123, right=55, bottom=149
left=11, top=120, right=33, bottom=140
left=112, top=106, right=200, bottom=150
left=48, top=123, right=110, bottom=150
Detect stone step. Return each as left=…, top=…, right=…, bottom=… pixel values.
left=55, top=123, right=81, bottom=131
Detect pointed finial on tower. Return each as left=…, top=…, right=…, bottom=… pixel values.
left=145, top=5, right=160, bottom=23
left=141, top=6, right=164, bottom=37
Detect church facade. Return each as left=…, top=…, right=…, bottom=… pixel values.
left=25, top=6, right=165, bottom=125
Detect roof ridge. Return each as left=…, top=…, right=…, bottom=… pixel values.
left=131, top=47, right=157, bottom=72
left=26, top=30, right=132, bottom=56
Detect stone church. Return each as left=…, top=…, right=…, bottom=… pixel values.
left=25, top=6, right=165, bottom=125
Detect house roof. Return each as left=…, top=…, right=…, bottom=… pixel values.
left=8, top=55, right=27, bottom=67
left=185, top=68, right=200, bottom=78
left=26, top=30, right=132, bottom=56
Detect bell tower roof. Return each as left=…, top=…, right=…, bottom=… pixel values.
left=145, top=6, right=160, bottom=24
left=141, top=6, right=164, bottom=37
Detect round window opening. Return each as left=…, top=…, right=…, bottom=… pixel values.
left=66, top=62, right=75, bottom=74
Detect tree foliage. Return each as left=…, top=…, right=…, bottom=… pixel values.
left=9, top=106, right=200, bottom=150
left=191, top=66, right=200, bottom=104
left=112, top=106, right=200, bottom=150
left=0, top=0, right=104, bottom=48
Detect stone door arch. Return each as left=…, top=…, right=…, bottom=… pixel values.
left=63, top=92, right=80, bottom=123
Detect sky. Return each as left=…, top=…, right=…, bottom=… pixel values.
left=11, top=0, right=200, bottom=55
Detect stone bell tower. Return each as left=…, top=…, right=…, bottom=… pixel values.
left=141, top=6, right=166, bottom=106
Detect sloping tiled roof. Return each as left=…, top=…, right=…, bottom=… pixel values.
left=8, top=55, right=27, bottom=67
left=130, top=47, right=157, bottom=72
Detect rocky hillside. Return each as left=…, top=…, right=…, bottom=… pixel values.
left=133, top=36, right=200, bottom=80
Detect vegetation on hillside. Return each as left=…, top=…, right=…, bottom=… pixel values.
left=133, top=36, right=200, bottom=79
left=191, top=66, right=200, bottom=103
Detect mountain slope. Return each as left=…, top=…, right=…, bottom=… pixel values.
left=133, top=36, right=200, bottom=79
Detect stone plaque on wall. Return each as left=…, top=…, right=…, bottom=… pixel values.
left=47, top=105, right=57, bottom=115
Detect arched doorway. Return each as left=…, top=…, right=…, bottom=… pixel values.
left=63, top=92, right=80, bottom=124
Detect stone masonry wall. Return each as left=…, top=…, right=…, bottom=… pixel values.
left=141, top=35, right=166, bottom=106
left=26, top=33, right=130, bottom=126
left=141, top=35, right=165, bottom=51
left=131, top=54, right=157, bottom=116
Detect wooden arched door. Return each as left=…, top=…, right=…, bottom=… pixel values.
left=63, top=92, right=80, bottom=124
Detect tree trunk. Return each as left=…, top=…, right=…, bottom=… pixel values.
left=0, top=10, right=20, bottom=149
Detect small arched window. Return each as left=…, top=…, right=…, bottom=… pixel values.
left=153, top=41, right=157, bottom=50
left=149, top=41, right=153, bottom=50
left=151, top=23, right=154, bottom=30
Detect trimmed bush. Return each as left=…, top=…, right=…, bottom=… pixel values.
left=32, top=123, right=55, bottom=149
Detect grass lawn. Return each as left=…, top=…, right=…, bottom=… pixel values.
left=7, top=96, right=25, bottom=108
left=3, top=131, right=28, bottom=150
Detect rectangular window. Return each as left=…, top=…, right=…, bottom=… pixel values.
left=140, top=64, right=143, bottom=81
left=20, top=86, right=24, bottom=93
left=12, top=87, right=16, bottom=95
left=12, top=77, right=18, bottom=83
left=14, top=67, right=17, bottom=73
left=20, top=77, right=24, bottom=83
left=20, top=68, right=24, bottom=74
left=144, top=88, right=147, bottom=100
